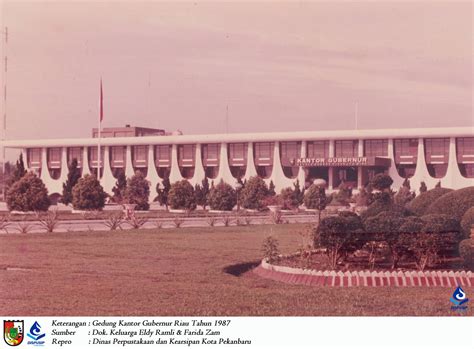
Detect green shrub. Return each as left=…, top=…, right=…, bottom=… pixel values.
left=332, top=182, right=352, bottom=206
left=407, top=187, right=453, bottom=216
left=425, top=186, right=474, bottom=221
left=315, top=212, right=364, bottom=268
left=168, top=180, right=196, bottom=210
left=72, top=174, right=107, bottom=210
left=6, top=172, right=50, bottom=212
left=124, top=171, right=150, bottom=210
left=280, top=187, right=301, bottom=209
left=207, top=180, right=237, bottom=211
left=262, top=235, right=280, bottom=262
left=240, top=176, right=268, bottom=210
left=459, top=239, right=473, bottom=268
left=364, top=211, right=415, bottom=269
left=370, top=173, right=393, bottom=191
left=460, top=207, right=474, bottom=239
left=304, top=184, right=329, bottom=210
left=360, top=193, right=412, bottom=222
left=61, top=158, right=81, bottom=205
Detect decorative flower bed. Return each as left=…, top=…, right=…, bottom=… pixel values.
left=254, top=256, right=473, bottom=287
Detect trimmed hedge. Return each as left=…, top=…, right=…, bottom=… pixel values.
left=240, top=176, right=269, bottom=210
left=425, top=186, right=474, bottom=221
left=459, top=239, right=473, bottom=268
left=460, top=207, right=474, bottom=239
left=406, top=187, right=453, bottom=216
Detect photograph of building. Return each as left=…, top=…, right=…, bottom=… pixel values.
left=4, top=126, right=473, bottom=200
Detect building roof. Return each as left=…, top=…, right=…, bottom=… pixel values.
left=4, top=126, right=473, bottom=149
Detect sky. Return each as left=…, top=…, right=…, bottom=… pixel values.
left=0, top=0, right=472, bottom=152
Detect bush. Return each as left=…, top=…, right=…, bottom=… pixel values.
left=406, top=187, right=453, bottom=216
left=280, top=187, right=299, bottom=210
left=111, top=171, right=127, bottom=204
left=364, top=211, right=410, bottom=269
left=360, top=193, right=412, bottom=222
left=194, top=178, right=210, bottom=209
left=393, top=186, right=415, bottom=206
left=240, top=176, right=268, bottom=210
left=332, top=182, right=352, bottom=206
left=207, top=180, right=237, bottom=211
left=124, top=171, right=150, bottom=210
left=459, top=239, right=473, bottom=268
left=425, top=187, right=474, bottom=222
left=262, top=235, right=280, bottom=262
left=6, top=172, right=50, bottom=212
left=315, top=212, right=364, bottom=268
left=72, top=174, right=107, bottom=210
left=460, top=207, right=474, bottom=239
left=370, top=173, right=393, bottom=191
left=168, top=180, right=196, bottom=210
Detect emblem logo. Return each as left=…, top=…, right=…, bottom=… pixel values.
left=450, top=286, right=469, bottom=312
left=3, top=320, right=24, bottom=346
left=27, top=321, right=46, bottom=346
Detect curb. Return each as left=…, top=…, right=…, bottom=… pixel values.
left=253, top=260, right=473, bottom=287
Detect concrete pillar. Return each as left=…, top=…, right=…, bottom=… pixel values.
left=191, top=144, right=206, bottom=186
left=270, top=141, right=294, bottom=192
left=216, top=142, right=235, bottom=185
left=40, top=147, right=49, bottom=183
left=245, top=142, right=258, bottom=179
left=387, top=138, right=404, bottom=190
left=125, top=145, right=135, bottom=178
left=101, top=146, right=115, bottom=194
left=328, top=140, right=335, bottom=190
left=82, top=147, right=90, bottom=176
left=169, top=144, right=183, bottom=184
left=445, top=137, right=472, bottom=189
left=59, top=146, right=68, bottom=183
left=146, top=145, right=160, bottom=198
left=22, top=149, right=29, bottom=171
left=357, top=139, right=364, bottom=189
left=297, top=140, right=306, bottom=189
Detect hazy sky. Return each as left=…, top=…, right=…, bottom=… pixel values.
left=1, top=0, right=472, bottom=146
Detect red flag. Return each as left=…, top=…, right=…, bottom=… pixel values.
left=99, top=79, right=104, bottom=122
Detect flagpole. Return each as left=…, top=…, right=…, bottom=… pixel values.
left=2, top=27, right=7, bottom=201
left=98, top=79, right=102, bottom=180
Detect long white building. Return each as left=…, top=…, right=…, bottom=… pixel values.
left=4, top=126, right=473, bottom=202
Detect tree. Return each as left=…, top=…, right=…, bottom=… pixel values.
left=370, top=173, right=393, bottom=192
left=6, top=172, right=50, bottom=212
left=402, top=177, right=411, bottom=190
left=460, top=207, right=474, bottom=239
left=8, top=154, right=27, bottom=188
left=111, top=171, right=127, bottom=204
left=156, top=174, right=171, bottom=210
left=168, top=180, right=196, bottom=210
left=124, top=171, right=150, bottom=210
left=435, top=181, right=441, bottom=188
left=207, top=180, right=237, bottom=211
left=333, top=181, right=352, bottom=206
left=195, top=177, right=210, bottom=209
left=280, top=187, right=298, bottom=210
left=419, top=181, right=427, bottom=193
left=239, top=176, right=269, bottom=210
left=268, top=180, right=276, bottom=196
left=72, top=174, right=107, bottom=210
left=293, top=179, right=304, bottom=206
left=61, top=158, right=81, bottom=205
left=303, top=184, right=329, bottom=222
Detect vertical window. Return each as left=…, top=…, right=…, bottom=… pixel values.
left=335, top=140, right=358, bottom=157
left=307, top=141, right=329, bottom=158
left=364, top=140, right=388, bottom=157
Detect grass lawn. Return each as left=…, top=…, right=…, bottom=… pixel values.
left=0, top=224, right=471, bottom=316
